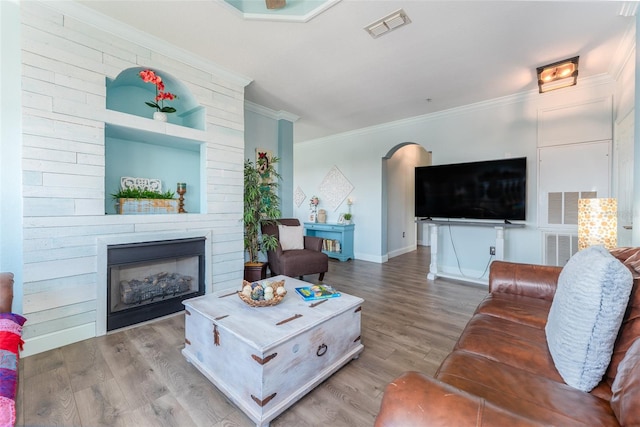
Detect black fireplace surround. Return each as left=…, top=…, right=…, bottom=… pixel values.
left=107, top=237, right=205, bottom=331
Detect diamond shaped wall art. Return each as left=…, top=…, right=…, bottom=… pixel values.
left=318, top=166, right=354, bottom=211
left=294, top=186, right=306, bottom=207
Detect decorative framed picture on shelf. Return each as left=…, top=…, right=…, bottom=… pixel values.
left=337, top=213, right=345, bottom=224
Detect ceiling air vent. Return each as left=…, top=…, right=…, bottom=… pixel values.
left=365, top=9, right=411, bottom=39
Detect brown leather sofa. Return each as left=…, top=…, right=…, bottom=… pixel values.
left=261, top=218, right=329, bottom=281
left=375, top=249, right=640, bottom=426
left=0, top=272, right=14, bottom=313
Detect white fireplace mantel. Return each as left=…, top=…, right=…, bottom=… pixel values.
left=97, top=230, right=211, bottom=336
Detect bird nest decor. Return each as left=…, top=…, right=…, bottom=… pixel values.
left=238, top=279, right=287, bottom=307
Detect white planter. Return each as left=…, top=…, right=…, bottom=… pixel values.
left=116, top=198, right=178, bottom=214
left=153, top=111, right=168, bottom=122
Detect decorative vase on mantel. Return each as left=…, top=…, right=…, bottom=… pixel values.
left=153, top=111, right=168, bottom=122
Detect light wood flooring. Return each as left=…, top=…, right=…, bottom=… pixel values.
left=17, top=246, right=488, bottom=426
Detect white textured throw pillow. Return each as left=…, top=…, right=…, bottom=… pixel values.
left=545, top=245, right=633, bottom=392
left=278, top=225, right=304, bottom=251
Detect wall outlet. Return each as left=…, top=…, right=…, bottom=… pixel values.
left=490, top=246, right=496, bottom=256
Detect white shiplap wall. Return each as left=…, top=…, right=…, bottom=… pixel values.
left=20, top=2, right=249, bottom=357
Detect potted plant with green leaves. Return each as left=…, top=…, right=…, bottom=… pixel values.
left=111, top=187, right=177, bottom=214
left=244, top=155, right=281, bottom=281
left=343, top=212, right=352, bottom=224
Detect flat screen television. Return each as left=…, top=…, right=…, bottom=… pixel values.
left=415, top=157, right=526, bottom=221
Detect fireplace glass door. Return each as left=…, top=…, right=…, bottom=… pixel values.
left=107, top=237, right=205, bottom=330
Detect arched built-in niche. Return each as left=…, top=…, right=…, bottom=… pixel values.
left=104, top=67, right=207, bottom=214
left=107, top=67, right=205, bottom=130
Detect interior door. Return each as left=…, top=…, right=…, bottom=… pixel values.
left=614, top=112, right=634, bottom=247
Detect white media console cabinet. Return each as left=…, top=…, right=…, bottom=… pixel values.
left=420, top=219, right=525, bottom=285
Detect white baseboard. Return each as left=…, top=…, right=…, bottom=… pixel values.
left=22, top=323, right=96, bottom=358
left=434, top=266, right=489, bottom=286
left=354, top=253, right=387, bottom=263
left=388, top=244, right=417, bottom=259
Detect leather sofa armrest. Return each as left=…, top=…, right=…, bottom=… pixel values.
left=0, top=272, right=14, bottom=313
left=304, top=236, right=323, bottom=252
left=375, top=371, right=537, bottom=427
left=489, top=260, right=561, bottom=301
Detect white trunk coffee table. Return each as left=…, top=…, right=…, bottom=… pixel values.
left=182, top=275, right=364, bottom=427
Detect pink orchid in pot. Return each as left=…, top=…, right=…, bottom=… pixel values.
left=139, top=69, right=178, bottom=121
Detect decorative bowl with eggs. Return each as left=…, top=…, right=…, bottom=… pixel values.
left=238, top=279, right=287, bottom=307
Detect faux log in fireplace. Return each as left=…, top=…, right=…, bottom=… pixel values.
left=107, top=237, right=205, bottom=331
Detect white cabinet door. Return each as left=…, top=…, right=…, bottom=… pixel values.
left=538, top=97, right=612, bottom=147
left=538, top=141, right=611, bottom=266
left=538, top=141, right=612, bottom=230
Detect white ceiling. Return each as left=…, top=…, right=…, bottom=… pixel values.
left=79, top=1, right=635, bottom=143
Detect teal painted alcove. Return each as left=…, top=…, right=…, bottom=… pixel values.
left=104, top=134, right=201, bottom=214
left=104, top=67, right=205, bottom=214
left=106, top=67, right=205, bottom=130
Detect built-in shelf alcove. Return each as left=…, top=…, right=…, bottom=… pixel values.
left=106, top=67, right=205, bottom=129
left=104, top=68, right=206, bottom=214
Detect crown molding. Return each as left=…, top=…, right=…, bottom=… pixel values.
left=245, top=101, right=299, bottom=122
left=298, top=73, right=615, bottom=146
left=38, top=1, right=252, bottom=88
left=609, top=18, right=636, bottom=80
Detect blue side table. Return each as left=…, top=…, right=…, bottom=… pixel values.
left=304, top=222, right=354, bottom=262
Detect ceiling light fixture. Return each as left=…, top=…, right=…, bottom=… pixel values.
left=536, top=56, right=579, bottom=93
left=365, top=9, right=411, bottom=39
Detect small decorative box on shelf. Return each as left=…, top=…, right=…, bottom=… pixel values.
left=304, top=222, right=354, bottom=262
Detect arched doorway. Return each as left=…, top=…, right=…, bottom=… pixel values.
left=382, top=143, right=431, bottom=259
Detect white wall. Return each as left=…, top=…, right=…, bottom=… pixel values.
left=14, top=1, right=250, bottom=356
left=294, top=77, right=619, bottom=270
left=294, top=141, right=386, bottom=262
left=0, top=0, right=24, bottom=313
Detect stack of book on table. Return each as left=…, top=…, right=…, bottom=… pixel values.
left=294, top=284, right=341, bottom=301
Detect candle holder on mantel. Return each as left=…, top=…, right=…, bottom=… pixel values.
left=177, top=182, right=187, bottom=213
